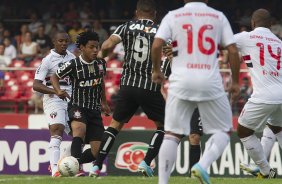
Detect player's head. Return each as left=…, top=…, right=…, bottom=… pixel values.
left=76, top=31, right=100, bottom=62
left=251, top=9, right=272, bottom=29
left=184, top=0, right=208, bottom=3
left=53, top=31, right=70, bottom=55
left=136, top=0, right=156, bottom=20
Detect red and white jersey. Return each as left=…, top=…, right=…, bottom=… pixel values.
left=235, top=27, right=282, bottom=104
left=34, top=49, right=76, bottom=110
left=155, top=2, right=235, bottom=101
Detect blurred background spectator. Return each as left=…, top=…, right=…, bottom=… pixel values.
left=18, top=32, right=38, bottom=64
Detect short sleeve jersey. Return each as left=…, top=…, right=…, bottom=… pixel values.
left=56, top=55, right=106, bottom=110
left=235, top=27, right=282, bottom=104
left=155, top=2, right=235, bottom=101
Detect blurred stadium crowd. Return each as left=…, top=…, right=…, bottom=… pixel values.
left=0, top=0, right=281, bottom=114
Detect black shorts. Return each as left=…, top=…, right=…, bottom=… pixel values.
left=190, top=108, right=203, bottom=136
left=113, top=86, right=165, bottom=124
left=68, top=105, right=105, bottom=142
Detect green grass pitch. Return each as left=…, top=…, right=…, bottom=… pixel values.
left=0, top=176, right=281, bottom=184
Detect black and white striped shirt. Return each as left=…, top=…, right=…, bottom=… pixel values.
left=113, top=19, right=160, bottom=91
left=56, top=55, right=106, bottom=110
left=161, top=58, right=171, bottom=79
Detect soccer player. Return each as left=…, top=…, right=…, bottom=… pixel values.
left=151, top=0, right=241, bottom=183
left=33, top=31, right=76, bottom=177
left=161, top=45, right=202, bottom=177
left=90, top=0, right=165, bottom=177
left=51, top=31, right=110, bottom=174
left=235, top=9, right=282, bottom=179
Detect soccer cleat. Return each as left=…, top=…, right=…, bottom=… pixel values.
left=75, top=169, right=86, bottom=177
left=138, top=160, right=154, bottom=177
left=256, top=168, right=277, bottom=179
left=191, top=163, right=211, bottom=184
left=52, top=171, right=61, bottom=177
left=89, top=165, right=100, bottom=178
left=240, top=162, right=260, bottom=176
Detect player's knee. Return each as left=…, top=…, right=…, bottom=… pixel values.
left=189, top=134, right=201, bottom=145
left=267, top=124, right=282, bottom=134
left=110, top=119, right=123, bottom=131
left=237, top=124, right=254, bottom=138
left=49, top=124, right=64, bottom=136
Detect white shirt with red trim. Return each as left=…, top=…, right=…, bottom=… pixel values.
left=35, top=49, right=75, bottom=110
left=155, top=2, right=235, bottom=101
left=235, top=27, right=282, bottom=104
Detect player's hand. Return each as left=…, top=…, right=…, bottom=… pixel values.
left=152, top=71, right=165, bottom=84
left=102, top=102, right=111, bottom=116
left=228, top=83, right=240, bottom=105
left=163, top=45, right=173, bottom=61
left=97, top=51, right=104, bottom=59
left=56, top=89, right=70, bottom=101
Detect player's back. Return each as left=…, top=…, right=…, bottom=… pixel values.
left=157, top=2, right=235, bottom=100
left=115, top=19, right=160, bottom=91
left=235, top=28, right=282, bottom=104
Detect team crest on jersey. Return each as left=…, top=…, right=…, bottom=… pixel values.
left=73, top=110, right=82, bottom=119
left=50, top=112, right=57, bottom=119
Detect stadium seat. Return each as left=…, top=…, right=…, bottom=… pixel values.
left=9, top=59, right=25, bottom=67
left=17, top=72, right=32, bottom=84
left=29, top=59, right=42, bottom=68
left=0, top=85, right=21, bottom=113
left=4, top=72, right=15, bottom=81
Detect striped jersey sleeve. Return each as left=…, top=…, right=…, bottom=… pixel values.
left=56, top=59, right=74, bottom=79
left=161, top=58, right=171, bottom=79
left=112, top=23, right=127, bottom=40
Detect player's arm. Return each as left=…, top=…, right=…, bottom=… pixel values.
left=152, top=38, right=165, bottom=84
left=33, top=79, right=56, bottom=94
left=33, top=60, right=56, bottom=94
left=50, top=60, right=73, bottom=100
left=101, top=79, right=111, bottom=116
left=99, top=35, right=121, bottom=58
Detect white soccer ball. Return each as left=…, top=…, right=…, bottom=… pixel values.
left=58, top=156, right=79, bottom=176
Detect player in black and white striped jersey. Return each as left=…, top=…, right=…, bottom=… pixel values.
left=51, top=31, right=110, bottom=172
left=90, top=0, right=165, bottom=177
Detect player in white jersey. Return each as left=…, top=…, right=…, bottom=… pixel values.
left=235, top=9, right=282, bottom=179
left=33, top=31, right=76, bottom=177
left=151, top=1, right=241, bottom=183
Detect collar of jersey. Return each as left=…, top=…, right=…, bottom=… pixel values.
left=79, top=55, right=95, bottom=65
left=139, top=19, right=154, bottom=23
left=184, top=2, right=207, bottom=8
left=50, top=49, right=70, bottom=58
left=254, top=27, right=271, bottom=32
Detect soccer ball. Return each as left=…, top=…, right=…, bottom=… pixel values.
left=58, top=156, right=79, bottom=176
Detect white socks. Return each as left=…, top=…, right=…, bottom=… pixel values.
left=261, top=126, right=276, bottom=158
left=158, top=134, right=180, bottom=184
left=240, top=134, right=270, bottom=175
left=198, top=132, right=230, bottom=170
left=49, top=135, right=62, bottom=176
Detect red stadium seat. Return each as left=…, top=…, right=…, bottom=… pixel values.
left=4, top=72, right=15, bottom=81
left=29, top=59, right=42, bottom=68
left=17, top=72, right=32, bottom=84
left=0, top=85, right=21, bottom=113
left=9, top=59, right=25, bottom=67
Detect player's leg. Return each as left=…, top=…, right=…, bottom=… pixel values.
left=139, top=89, right=165, bottom=176
left=188, top=108, right=202, bottom=177
left=240, top=124, right=276, bottom=176
left=267, top=107, right=282, bottom=149
left=47, top=109, right=67, bottom=177
left=91, top=86, right=138, bottom=176
left=192, top=95, right=232, bottom=183
left=237, top=102, right=276, bottom=178
left=68, top=105, right=87, bottom=163
left=158, top=94, right=196, bottom=184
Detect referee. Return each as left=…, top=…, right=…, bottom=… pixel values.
left=51, top=31, right=110, bottom=167
left=90, top=0, right=165, bottom=177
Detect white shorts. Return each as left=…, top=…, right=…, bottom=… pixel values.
left=44, top=108, right=70, bottom=134
left=238, top=101, right=282, bottom=132
left=165, top=94, right=232, bottom=135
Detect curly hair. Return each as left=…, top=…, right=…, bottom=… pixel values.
left=75, top=31, right=100, bottom=48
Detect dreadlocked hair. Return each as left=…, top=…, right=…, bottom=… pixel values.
left=75, top=31, right=100, bottom=48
